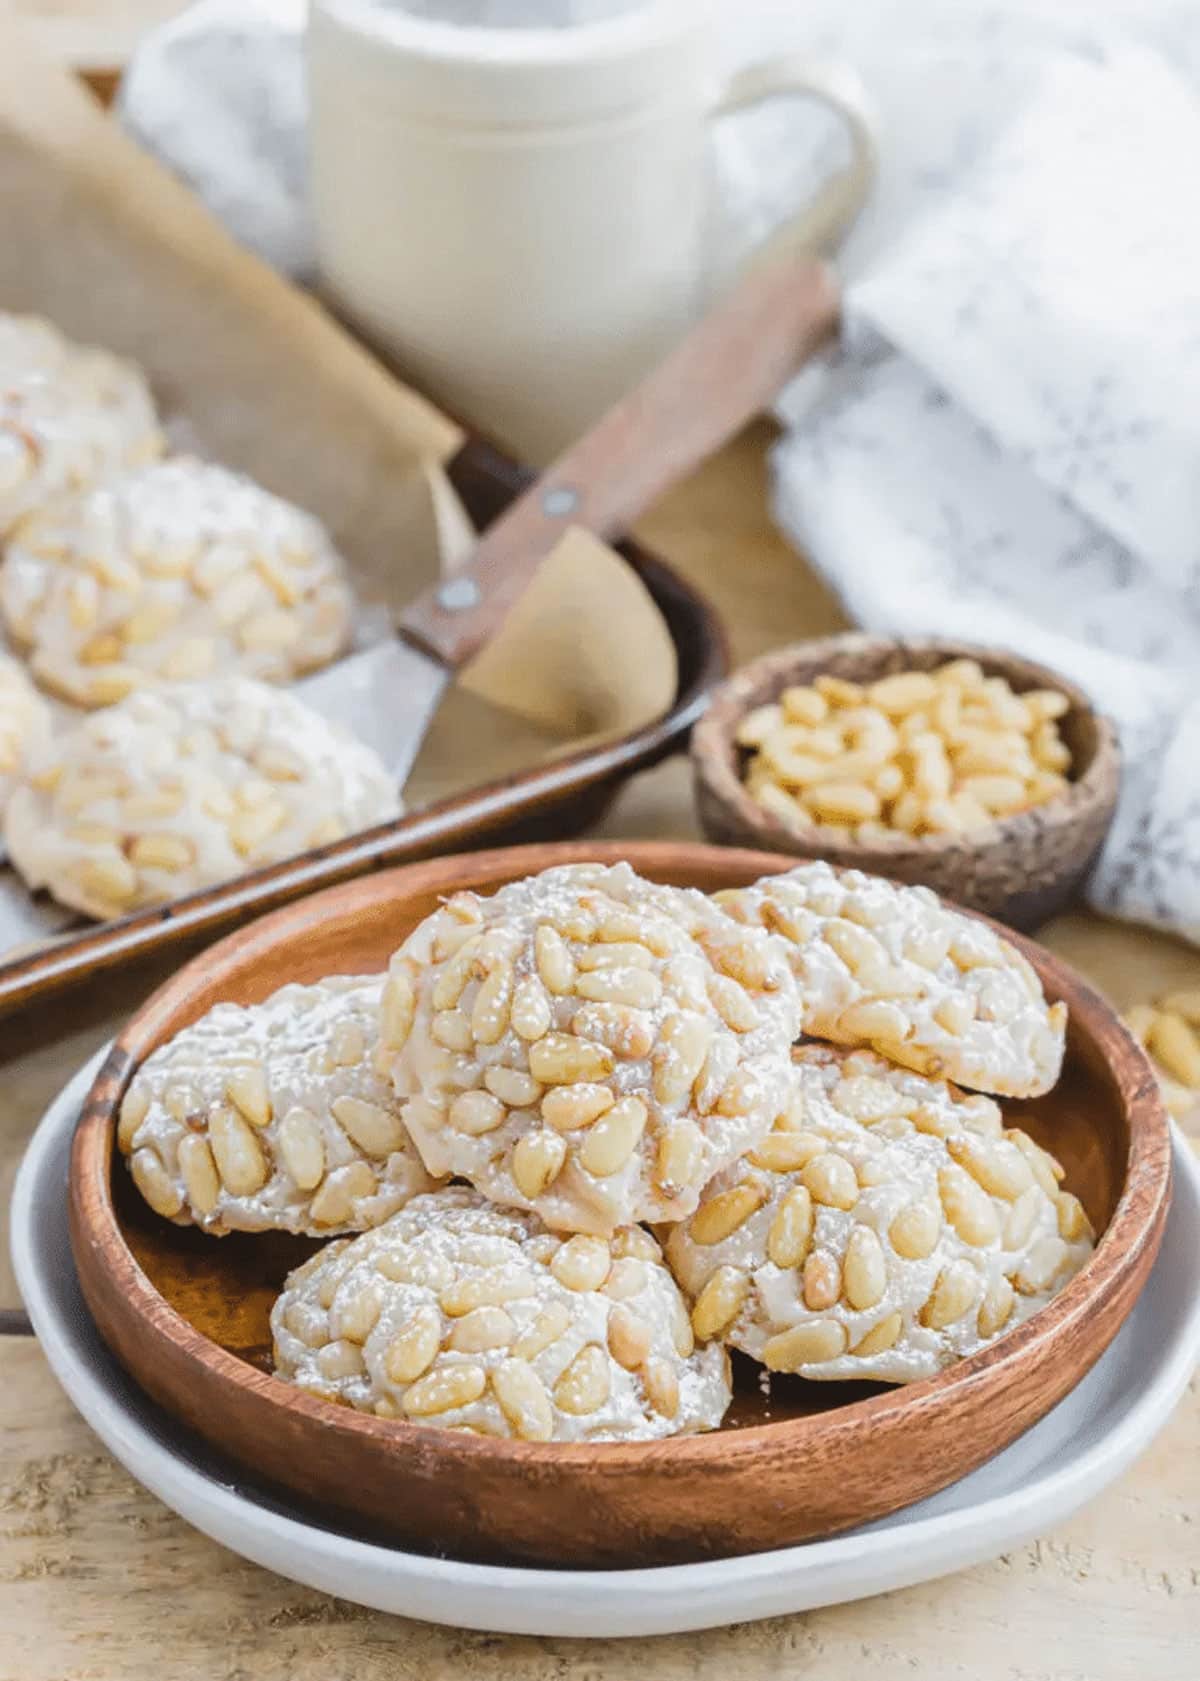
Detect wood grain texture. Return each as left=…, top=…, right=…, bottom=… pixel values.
left=401, top=259, right=838, bottom=668
left=692, top=633, right=1121, bottom=928
left=68, top=840, right=1171, bottom=1568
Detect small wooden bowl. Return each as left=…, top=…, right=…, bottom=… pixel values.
left=692, top=634, right=1121, bottom=928
left=69, top=841, right=1169, bottom=1569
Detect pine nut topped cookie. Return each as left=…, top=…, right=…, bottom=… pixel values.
left=0, top=654, right=50, bottom=815
left=1, top=457, right=354, bottom=705
left=4, top=677, right=400, bottom=920
left=118, top=974, right=441, bottom=1235
left=381, top=861, right=803, bottom=1235
left=272, top=1187, right=731, bottom=1442
left=0, top=314, right=162, bottom=536
left=664, top=1044, right=1093, bottom=1385
left=715, top=861, right=1066, bottom=1098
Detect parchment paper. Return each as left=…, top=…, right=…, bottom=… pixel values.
left=0, top=23, right=679, bottom=954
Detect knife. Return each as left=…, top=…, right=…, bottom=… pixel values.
left=298, top=253, right=840, bottom=788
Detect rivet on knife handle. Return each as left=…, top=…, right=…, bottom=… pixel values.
left=400, top=254, right=840, bottom=673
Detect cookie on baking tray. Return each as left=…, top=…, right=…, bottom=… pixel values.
left=380, top=861, right=803, bottom=1235
left=118, top=975, right=441, bottom=1236
left=0, top=653, right=50, bottom=815
left=271, top=1186, right=731, bottom=1442
left=714, top=861, right=1067, bottom=1098
left=663, top=1044, right=1093, bottom=1385
left=4, top=677, right=400, bottom=920
left=0, top=313, right=162, bottom=536
left=1, top=456, right=354, bottom=705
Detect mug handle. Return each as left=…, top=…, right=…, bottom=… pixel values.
left=709, top=55, right=878, bottom=263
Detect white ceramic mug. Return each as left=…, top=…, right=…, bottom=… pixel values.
left=309, top=0, right=877, bottom=462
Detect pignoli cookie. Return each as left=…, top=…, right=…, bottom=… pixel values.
left=271, top=1186, right=731, bottom=1441
left=0, top=654, right=50, bottom=814
left=0, top=314, right=162, bottom=536
left=715, top=861, right=1066, bottom=1098
left=2, top=457, right=354, bottom=704
left=382, top=861, right=802, bottom=1234
left=4, top=677, right=400, bottom=919
left=664, top=1044, right=1093, bottom=1384
left=118, top=974, right=441, bottom=1235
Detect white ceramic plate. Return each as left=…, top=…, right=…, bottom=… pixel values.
left=11, top=1051, right=1200, bottom=1639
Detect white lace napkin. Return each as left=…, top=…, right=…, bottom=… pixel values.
left=118, top=0, right=1200, bottom=939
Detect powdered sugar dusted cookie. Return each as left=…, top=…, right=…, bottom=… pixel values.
left=4, top=677, right=400, bottom=920
left=664, top=1045, right=1093, bottom=1385
left=0, top=314, right=162, bottom=536
left=382, top=861, right=802, bottom=1235
left=2, top=458, right=354, bottom=705
left=715, top=861, right=1066, bottom=1098
left=0, top=654, right=50, bottom=814
left=272, top=1187, right=730, bottom=1441
left=118, top=974, right=441, bottom=1235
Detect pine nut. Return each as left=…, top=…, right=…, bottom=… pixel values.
left=1056, top=1192, right=1092, bottom=1242
left=534, top=924, right=576, bottom=994
left=920, top=1262, right=979, bottom=1329
left=689, top=1181, right=766, bottom=1245
left=780, top=685, right=828, bottom=726
left=69, top=853, right=139, bottom=911
left=432, top=938, right=482, bottom=1011
left=749, top=1130, right=824, bottom=1172
left=977, top=1277, right=1016, bottom=1338
left=579, top=1096, right=647, bottom=1176
left=554, top=1345, right=611, bottom=1415
left=607, top=1303, right=653, bottom=1369
left=1013, top=1235, right=1069, bottom=1294
left=403, top=1362, right=487, bottom=1417
left=573, top=1003, right=655, bottom=1060
left=471, top=958, right=513, bottom=1045
left=574, top=967, right=663, bottom=1009
left=541, top=1082, right=614, bottom=1132
left=117, top=1084, right=150, bottom=1152
left=802, top=1152, right=858, bottom=1210
left=492, top=1357, right=554, bottom=1441
left=511, top=1130, right=567, bottom=1199
left=380, top=968, right=416, bottom=1051
left=209, top=1104, right=268, bottom=1196
left=1146, top=1012, right=1200, bottom=1087
left=277, top=1106, right=325, bottom=1190
left=228, top=800, right=287, bottom=857
left=512, top=1301, right=571, bottom=1361
left=551, top=1235, right=611, bottom=1292
left=938, top=1164, right=1000, bottom=1247
left=656, top=1119, right=704, bottom=1196
left=843, top=1226, right=887, bottom=1310
left=130, top=1146, right=183, bottom=1217
left=431, top=1010, right=474, bottom=1052
left=691, top=1264, right=750, bottom=1340
left=332, top=1282, right=383, bottom=1344
left=448, top=1306, right=514, bottom=1352
left=224, top=1064, right=272, bottom=1129
left=332, top=1094, right=406, bottom=1154
left=604, top=1256, right=649, bottom=1299
left=528, top=1032, right=614, bottom=1084
left=510, top=975, right=552, bottom=1041
left=1009, top=1128, right=1064, bottom=1196
left=767, top=1185, right=814, bottom=1267
left=317, top=1339, right=365, bottom=1381
left=484, top=1066, right=543, bottom=1108
left=933, top=994, right=976, bottom=1036
left=947, top=1133, right=1033, bottom=1200
left=889, top=1199, right=942, bottom=1260
left=385, top=1304, right=442, bottom=1382
left=177, top=1134, right=220, bottom=1216
left=310, top=1160, right=376, bottom=1226
left=851, top=1311, right=902, bottom=1356
left=652, top=1011, right=713, bottom=1104
left=803, top=1250, right=841, bottom=1310
left=763, top=1320, right=847, bottom=1370
left=444, top=1089, right=503, bottom=1138
left=440, top=1269, right=536, bottom=1317
left=642, top=1356, right=679, bottom=1419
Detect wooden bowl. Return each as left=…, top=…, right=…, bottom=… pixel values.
left=691, top=634, right=1121, bottom=928
left=69, top=840, right=1169, bottom=1569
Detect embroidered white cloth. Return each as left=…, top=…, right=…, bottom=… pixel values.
left=119, top=0, right=1200, bottom=937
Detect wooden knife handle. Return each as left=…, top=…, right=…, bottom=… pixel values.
left=400, top=254, right=840, bottom=671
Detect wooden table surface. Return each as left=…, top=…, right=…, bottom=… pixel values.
left=3, top=4, right=1199, bottom=1674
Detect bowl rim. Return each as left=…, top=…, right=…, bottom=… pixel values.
left=690, top=633, right=1121, bottom=860
left=69, top=838, right=1172, bottom=1476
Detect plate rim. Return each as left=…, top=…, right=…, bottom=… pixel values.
left=12, top=1051, right=1200, bottom=1636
